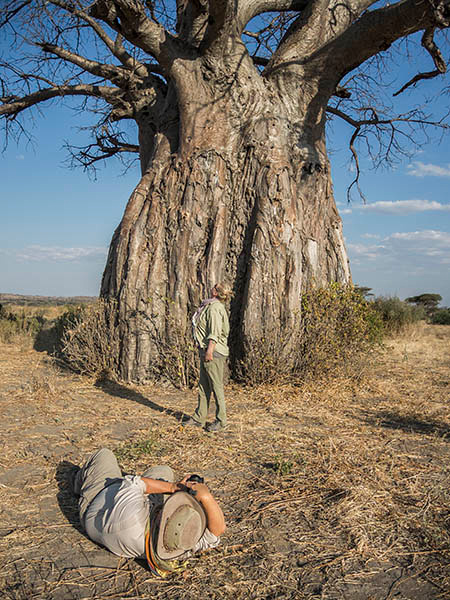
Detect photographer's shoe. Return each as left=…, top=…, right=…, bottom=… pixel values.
left=183, top=417, right=204, bottom=429
left=206, top=421, right=226, bottom=432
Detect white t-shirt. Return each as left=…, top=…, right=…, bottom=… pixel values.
left=84, top=476, right=219, bottom=559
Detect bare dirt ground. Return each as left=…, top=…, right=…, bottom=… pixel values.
left=0, top=323, right=449, bottom=599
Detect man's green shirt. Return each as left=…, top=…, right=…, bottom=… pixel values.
left=193, top=301, right=229, bottom=357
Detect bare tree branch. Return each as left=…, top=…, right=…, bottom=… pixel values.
left=0, top=83, right=125, bottom=119
left=0, top=0, right=31, bottom=27
left=266, top=0, right=449, bottom=92
left=238, top=0, right=308, bottom=32
left=243, top=11, right=298, bottom=64
left=265, top=0, right=380, bottom=76
left=326, top=0, right=450, bottom=81
left=347, top=125, right=366, bottom=202
left=37, top=42, right=139, bottom=87
left=326, top=104, right=449, bottom=134
left=65, top=127, right=139, bottom=171
left=89, top=0, right=178, bottom=67
left=327, top=103, right=450, bottom=199
left=47, top=0, right=150, bottom=78
left=393, top=26, right=446, bottom=96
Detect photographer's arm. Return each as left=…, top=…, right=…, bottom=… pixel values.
left=182, top=480, right=226, bottom=536
left=198, top=490, right=226, bottom=536
left=140, top=477, right=177, bottom=495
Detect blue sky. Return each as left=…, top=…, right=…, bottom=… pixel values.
left=1, top=32, right=449, bottom=306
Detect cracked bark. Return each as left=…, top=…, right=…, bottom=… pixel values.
left=101, top=54, right=350, bottom=381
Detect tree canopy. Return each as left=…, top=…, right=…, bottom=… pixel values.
left=405, top=293, right=443, bottom=315
left=1, top=0, right=449, bottom=187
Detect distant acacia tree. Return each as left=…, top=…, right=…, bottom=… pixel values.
left=1, top=1, right=450, bottom=381
left=405, top=293, right=443, bottom=317
left=354, top=286, right=374, bottom=299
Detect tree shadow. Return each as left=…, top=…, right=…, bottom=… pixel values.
left=33, top=323, right=60, bottom=354
left=55, top=460, right=85, bottom=535
left=363, top=410, right=450, bottom=440
left=94, top=378, right=189, bottom=424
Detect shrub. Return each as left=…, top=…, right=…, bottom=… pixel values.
left=60, top=296, right=199, bottom=387
left=238, top=283, right=383, bottom=385
left=405, top=293, right=442, bottom=318
left=371, top=296, right=425, bottom=335
left=148, top=323, right=199, bottom=388
left=0, top=318, right=21, bottom=343
left=297, top=284, right=383, bottom=380
left=431, top=307, right=450, bottom=325
left=235, top=322, right=289, bottom=385
left=60, top=300, right=121, bottom=379
left=134, top=296, right=199, bottom=388
left=0, top=305, right=45, bottom=344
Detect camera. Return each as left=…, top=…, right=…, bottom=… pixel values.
left=186, top=474, right=204, bottom=484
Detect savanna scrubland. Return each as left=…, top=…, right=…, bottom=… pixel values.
left=0, top=296, right=449, bottom=599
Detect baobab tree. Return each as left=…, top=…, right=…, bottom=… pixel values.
left=1, top=0, right=449, bottom=381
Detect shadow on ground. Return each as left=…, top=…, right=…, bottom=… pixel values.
left=94, top=379, right=189, bottom=424
left=55, top=461, right=84, bottom=534
left=363, top=410, right=450, bottom=439
left=34, top=323, right=60, bottom=354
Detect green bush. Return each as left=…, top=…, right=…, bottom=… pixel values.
left=297, top=283, right=383, bottom=379
left=238, top=283, right=383, bottom=385
left=371, top=296, right=425, bottom=335
left=431, top=308, right=450, bottom=325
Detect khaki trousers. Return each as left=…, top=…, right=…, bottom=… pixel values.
left=193, top=354, right=227, bottom=426
left=74, top=448, right=174, bottom=526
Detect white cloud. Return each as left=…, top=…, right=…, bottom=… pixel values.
left=349, top=230, right=450, bottom=303
left=407, top=161, right=450, bottom=178
left=388, top=230, right=450, bottom=258
left=360, top=199, right=450, bottom=215
left=9, top=245, right=107, bottom=262
left=361, top=233, right=381, bottom=240
left=347, top=242, right=386, bottom=262
left=340, top=208, right=352, bottom=214
left=347, top=230, right=450, bottom=272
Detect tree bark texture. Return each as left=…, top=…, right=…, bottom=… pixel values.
left=101, top=49, right=350, bottom=382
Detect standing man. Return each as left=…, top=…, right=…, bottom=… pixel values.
left=186, top=282, right=232, bottom=432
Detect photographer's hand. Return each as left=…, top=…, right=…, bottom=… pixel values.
left=179, top=476, right=226, bottom=537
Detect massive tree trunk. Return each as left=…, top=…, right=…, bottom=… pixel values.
left=101, top=45, right=350, bottom=382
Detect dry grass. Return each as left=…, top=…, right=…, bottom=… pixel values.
left=0, top=323, right=449, bottom=599
left=4, top=304, right=70, bottom=320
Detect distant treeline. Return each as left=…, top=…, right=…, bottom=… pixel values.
left=0, top=293, right=97, bottom=307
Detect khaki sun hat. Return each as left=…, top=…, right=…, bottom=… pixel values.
left=156, top=491, right=206, bottom=560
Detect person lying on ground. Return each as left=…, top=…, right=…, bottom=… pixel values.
left=72, top=448, right=226, bottom=576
